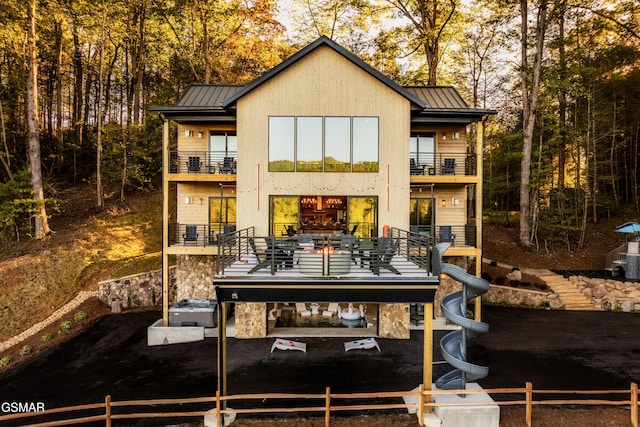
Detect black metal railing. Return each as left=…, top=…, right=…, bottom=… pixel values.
left=212, top=229, right=436, bottom=277
left=169, top=150, right=238, bottom=174
left=409, top=153, right=477, bottom=176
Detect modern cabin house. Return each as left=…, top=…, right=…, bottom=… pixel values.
left=151, top=37, right=495, bottom=354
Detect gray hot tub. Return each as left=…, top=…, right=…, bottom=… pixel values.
left=169, top=299, right=218, bottom=327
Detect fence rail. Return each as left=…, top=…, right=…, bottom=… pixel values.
left=1, top=382, right=639, bottom=427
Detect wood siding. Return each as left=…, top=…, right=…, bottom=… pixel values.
left=236, top=45, right=411, bottom=235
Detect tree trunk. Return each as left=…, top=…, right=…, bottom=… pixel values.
left=519, top=0, right=548, bottom=247
left=26, top=0, right=51, bottom=238
left=55, top=19, right=64, bottom=173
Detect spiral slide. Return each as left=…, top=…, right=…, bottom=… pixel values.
left=435, top=243, right=490, bottom=390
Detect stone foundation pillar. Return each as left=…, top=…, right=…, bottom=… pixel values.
left=378, top=303, right=410, bottom=339
left=234, top=303, right=267, bottom=338
left=175, top=255, right=217, bottom=301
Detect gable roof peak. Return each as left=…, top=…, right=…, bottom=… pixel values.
left=221, top=36, right=426, bottom=109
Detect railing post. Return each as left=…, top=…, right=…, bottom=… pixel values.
left=632, top=382, right=638, bottom=427
left=325, top=387, right=331, bottom=427
left=216, top=390, right=222, bottom=427
left=417, top=383, right=425, bottom=426
left=104, top=395, right=111, bottom=427
left=525, top=382, right=533, bottom=427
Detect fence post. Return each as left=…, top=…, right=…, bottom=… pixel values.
left=632, top=382, right=638, bottom=427
left=105, top=395, right=111, bottom=427
left=525, top=382, right=533, bottom=427
left=417, top=383, right=425, bottom=426
left=216, top=390, right=222, bottom=427
left=325, top=387, right=331, bottom=427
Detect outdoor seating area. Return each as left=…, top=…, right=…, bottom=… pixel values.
left=218, top=232, right=432, bottom=278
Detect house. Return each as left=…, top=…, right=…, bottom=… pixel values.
left=151, top=37, right=495, bottom=389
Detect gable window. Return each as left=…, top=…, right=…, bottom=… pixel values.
left=269, top=116, right=378, bottom=172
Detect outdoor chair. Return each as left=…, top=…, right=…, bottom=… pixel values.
left=295, top=302, right=311, bottom=317
left=186, top=156, right=201, bottom=172
left=440, top=226, right=455, bottom=244
left=182, top=225, right=199, bottom=244
left=410, top=158, right=425, bottom=175
left=219, top=156, right=236, bottom=174
left=441, top=158, right=456, bottom=175
left=322, top=302, right=339, bottom=317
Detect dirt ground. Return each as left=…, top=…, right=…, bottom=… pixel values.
left=1, top=306, right=639, bottom=426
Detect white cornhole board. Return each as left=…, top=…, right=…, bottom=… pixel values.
left=344, top=338, right=380, bottom=352
left=271, top=338, right=307, bottom=353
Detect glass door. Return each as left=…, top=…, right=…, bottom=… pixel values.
left=347, top=197, right=377, bottom=237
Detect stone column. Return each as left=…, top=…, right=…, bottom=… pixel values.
left=378, top=303, right=410, bottom=339
left=234, top=303, right=267, bottom=338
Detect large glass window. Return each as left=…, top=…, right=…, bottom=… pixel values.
left=347, top=197, right=377, bottom=237
left=410, top=133, right=435, bottom=169
left=352, top=117, right=379, bottom=172
left=296, top=117, right=323, bottom=172
left=269, top=196, right=300, bottom=236
left=268, top=116, right=378, bottom=172
left=269, top=116, right=295, bottom=171
left=325, top=117, right=351, bottom=172
left=409, top=198, right=433, bottom=235
left=210, top=197, right=236, bottom=234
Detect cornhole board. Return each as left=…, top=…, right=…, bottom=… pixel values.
left=344, top=338, right=380, bottom=352
left=271, top=338, right=307, bottom=353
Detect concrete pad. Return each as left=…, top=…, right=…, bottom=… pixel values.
left=204, top=407, right=236, bottom=426
left=147, top=319, right=204, bottom=346
left=433, top=383, right=499, bottom=427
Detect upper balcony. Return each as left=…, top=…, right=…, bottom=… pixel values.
left=168, top=150, right=236, bottom=181
left=409, top=152, right=478, bottom=182
left=167, top=149, right=478, bottom=182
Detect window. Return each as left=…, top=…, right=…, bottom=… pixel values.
left=352, top=117, right=379, bottom=172
left=269, top=117, right=295, bottom=171
left=409, top=198, right=433, bottom=235
left=210, top=197, right=236, bottom=234
left=269, top=196, right=300, bottom=236
left=410, top=133, right=435, bottom=170
left=296, top=117, right=323, bottom=172
left=268, top=116, right=378, bottom=172
left=325, top=117, right=351, bottom=172
left=210, top=132, right=237, bottom=157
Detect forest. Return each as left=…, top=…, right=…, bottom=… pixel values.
left=0, top=0, right=638, bottom=252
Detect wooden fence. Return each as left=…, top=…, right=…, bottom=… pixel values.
left=0, top=382, right=638, bottom=427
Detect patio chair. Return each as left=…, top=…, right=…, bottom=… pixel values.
left=248, top=238, right=275, bottom=274
left=186, top=156, right=201, bottom=172
left=374, top=240, right=401, bottom=275
left=183, top=225, right=199, bottom=244
left=295, top=302, right=311, bottom=317
left=322, top=302, right=339, bottom=317
left=440, top=226, right=455, bottom=244
left=441, top=158, right=456, bottom=175
left=219, top=156, right=236, bottom=174
left=410, top=158, right=425, bottom=175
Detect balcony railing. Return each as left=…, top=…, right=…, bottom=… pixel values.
left=410, top=153, right=477, bottom=176
left=212, top=227, right=436, bottom=277
left=169, top=150, right=237, bottom=174
left=168, top=224, right=477, bottom=249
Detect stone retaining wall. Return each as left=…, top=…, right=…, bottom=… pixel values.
left=437, top=274, right=556, bottom=312
left=98, top=266, right=177, bottom=308
left=570, top=275, right=640, bottom=312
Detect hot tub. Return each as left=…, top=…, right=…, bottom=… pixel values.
left=169, top=299, right=218, bottom=327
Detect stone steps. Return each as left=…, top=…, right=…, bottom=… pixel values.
left=538, top=275, right=600, bottom=310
